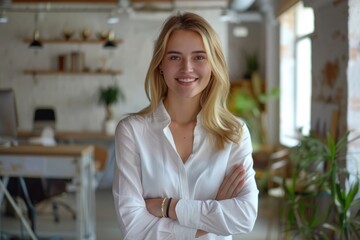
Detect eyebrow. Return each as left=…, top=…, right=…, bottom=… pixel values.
left=166, top=50, right=207, bottom=55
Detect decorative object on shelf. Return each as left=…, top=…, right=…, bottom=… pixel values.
left=57, top=51, right=85, bottom=72
left=23, top=69, right=123, bottom=76
left=58, top=54, right=66, bottom=71
left=97, top=31, right=109, bottom=41
left=23, top=34, right=123, bottom=76
left=70, top=51, right=85, bottom=72
left=97, top=56, right=108, bottom=72
left=103, top=31, right=117, bottom=48
left=81, top=28, right=92, bottom=40
left=24, top=38, right=123, bottom=44
left=98, top=85, right=125, bottom=135
left=63, top=28, right=74, bottom=40
left=29, top=30, right=43, bottom=48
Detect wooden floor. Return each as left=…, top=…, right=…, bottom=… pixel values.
left=0, top=189, right=281, bottom=240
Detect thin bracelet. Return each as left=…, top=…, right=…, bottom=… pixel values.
left=161, top=197, right=167, bottom=218
left=166, top=198, right=172, bottom=218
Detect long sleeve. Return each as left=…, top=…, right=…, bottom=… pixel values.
left=112, top=119, right=197, bottom=239
left=112, top=104, right=259, bottom=240
left=175, top=124, right=258, bottom=235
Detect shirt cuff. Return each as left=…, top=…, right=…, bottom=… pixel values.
left=176, top=199, right=202, bottom=229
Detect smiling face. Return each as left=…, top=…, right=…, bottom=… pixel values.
left=160, top=30, right=212, bottom=102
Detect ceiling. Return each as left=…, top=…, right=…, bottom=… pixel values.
left=1, top=0, right=275, bottom=23
left=1, top=0, right=270, bottom=12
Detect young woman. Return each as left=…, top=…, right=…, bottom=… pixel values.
left=113, top=12, right=258, bottom=239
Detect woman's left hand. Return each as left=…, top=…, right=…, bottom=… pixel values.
left=145, top=198, right=163, bottom=218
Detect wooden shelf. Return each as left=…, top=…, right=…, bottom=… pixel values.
left=24, top=69, right=123, bottom=76
left=23, top=38, right=123, bottom=44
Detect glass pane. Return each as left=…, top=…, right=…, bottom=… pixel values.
left=279, top=9, right=298, bottom=146
left=295, top=2, right=314, bottom=37
left=295, top=38, right=312, bottom=135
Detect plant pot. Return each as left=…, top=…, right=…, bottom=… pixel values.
left=104, top=118, right=116, bottom=135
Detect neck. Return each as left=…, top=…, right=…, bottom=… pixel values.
left=163, top=96, right=201, bottom=124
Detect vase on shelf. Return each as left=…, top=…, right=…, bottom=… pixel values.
left=98, top=85, right=125, bottom=135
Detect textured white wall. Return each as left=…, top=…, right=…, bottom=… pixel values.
left=347, top=0, right=360, bottom=185
left=310, top=1, right=349, bottom=138
left=0, top=8, right=226, bottom=132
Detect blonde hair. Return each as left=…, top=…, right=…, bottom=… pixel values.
left=137, top=12, right=242, bottom=149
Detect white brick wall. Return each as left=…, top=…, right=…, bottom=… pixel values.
left=0, top=8, right=226, bottom=132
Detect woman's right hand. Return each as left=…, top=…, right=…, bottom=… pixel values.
left=196, top=165, right=246, bottom=238
left=216, top=165, right=246, bottom=200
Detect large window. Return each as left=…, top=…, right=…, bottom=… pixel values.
left=279, top=2, right=314, bottom=146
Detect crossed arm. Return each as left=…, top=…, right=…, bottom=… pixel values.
left=113, top=120, right=258, bottom=239
left=145, top=164, right=246, bottom=238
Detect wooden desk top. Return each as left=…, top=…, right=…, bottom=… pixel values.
left=17, top=130, right=114, bottom=141
left=0, top=145, right=94, bottom=157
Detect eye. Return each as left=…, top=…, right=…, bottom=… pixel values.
left=194, top=55, right=206, bottom=61
left=169, top=55, right=181, bottom=60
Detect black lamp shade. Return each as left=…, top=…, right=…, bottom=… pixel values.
left=29, top=30, right=43, bottom=49
left=103, top=30, right=117, bottom=48
left=103, top=40, right=117, bottom=48
left=29, top=39, right=43, bottom=48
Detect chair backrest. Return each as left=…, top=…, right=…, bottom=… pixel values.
left=0, top=89, right=18, bottom=139
left=267, top=148, right=290, bottom=190
left=33, top=107, right=56, bottom=135
left=93, top=145, right=108, bottom=172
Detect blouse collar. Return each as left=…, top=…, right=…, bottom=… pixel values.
left=153, top=100, right=203, bottom=126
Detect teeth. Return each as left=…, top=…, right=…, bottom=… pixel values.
left=177, top=78, right=196, bottom=82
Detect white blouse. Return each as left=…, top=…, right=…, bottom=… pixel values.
left=113, top=101, right=259, bottom=240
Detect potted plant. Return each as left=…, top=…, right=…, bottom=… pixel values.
left=243, top=51, right=259, bottom=80
left=98, top=85, right=125, bottom=134
left=282, top=131, right=360, bottom=239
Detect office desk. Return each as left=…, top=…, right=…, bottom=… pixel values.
left=0, top=145, right=96, bottom=240
left=17, top=130, right=114, bottom=143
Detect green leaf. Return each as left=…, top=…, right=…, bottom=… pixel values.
left=346, top=181, right=359, bottom=209
left=99, top=85, right=125, bottom=106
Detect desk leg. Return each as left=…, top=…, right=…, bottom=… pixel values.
left=19, top=177, right=36, bottom=232
left=86, top=153, right=96, bottom=240
left=0, top=179, right=38, bottom=240
left=77, top=153, right=96, bottom=240
left=0, top=176, right=9, bottom=205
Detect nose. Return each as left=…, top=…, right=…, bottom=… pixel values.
left=181, top=58, right=194, bottom=72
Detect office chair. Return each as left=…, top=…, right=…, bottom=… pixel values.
left=33, top=107, right=56, bottom=136
left=32, top=107, right=76, bottom=223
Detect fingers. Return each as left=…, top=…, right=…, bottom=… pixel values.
left=231, top=173, right=246, bottom=198
left=225, top=165, right=245, bottom=197
left=216, top=165, right=246, bottom=200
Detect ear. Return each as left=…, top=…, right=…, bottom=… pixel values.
left=159, top=64, right=163, bottom=74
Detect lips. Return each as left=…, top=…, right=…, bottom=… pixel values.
left=176, top=78, right=198, bottom=83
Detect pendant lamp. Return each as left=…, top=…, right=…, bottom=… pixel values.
left=103, top=31, right=117, bottom=48
left=29, top=30, right=43, bottom=49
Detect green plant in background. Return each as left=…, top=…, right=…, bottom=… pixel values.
left=283, top=132, right=360, bottom=240
left=232, top=86, right=279, bottom=150
left=243, top=51, right=259, bottom=80
left=228, top=50, right=280, bottom=150
left=99, top=85, right=125, bottom=120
